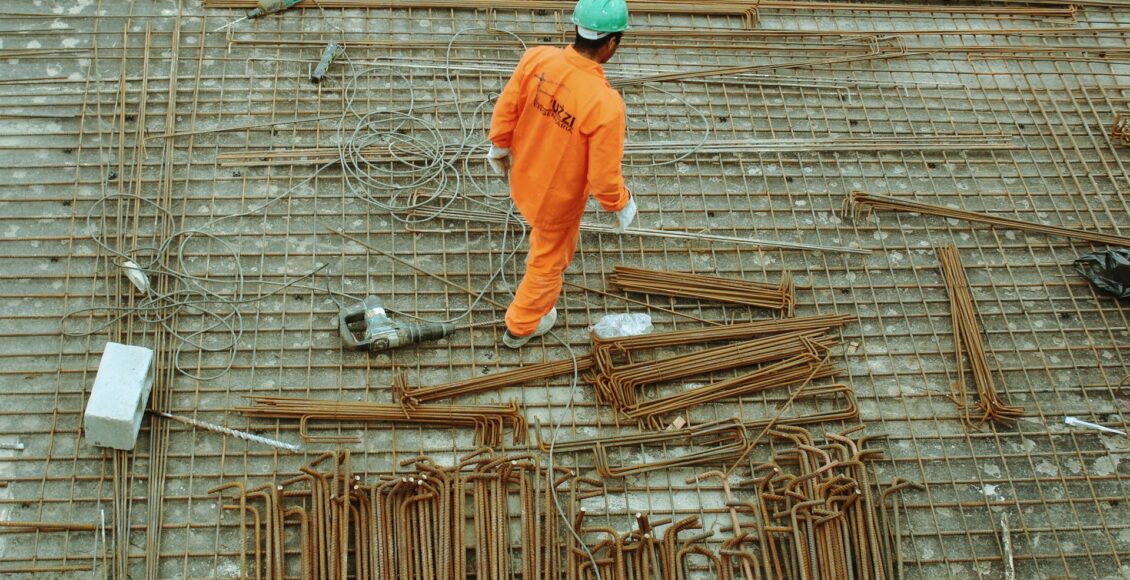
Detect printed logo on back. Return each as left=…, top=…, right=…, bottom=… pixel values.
left=533, top=73, right=576, bottom=133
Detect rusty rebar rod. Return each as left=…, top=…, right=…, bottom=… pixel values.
left=608, top=266, right=795, bottom=315
left=207, top=450, right=596, bottom=579
left=593, top=330, right=835, bottom=411
left=937, top=245, right=1024, bottom=427
left=397, top=356, right=594, bottom=407
left=848, top=191, right=1130, bottom=247
left=234, top=395, right=528, bottom=446
left=535, top=418, right=752, bottom=478
left=709, top=428, right=922, bottom=579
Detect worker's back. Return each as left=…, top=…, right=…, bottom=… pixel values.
left=489, top=45, right=629, bottom=230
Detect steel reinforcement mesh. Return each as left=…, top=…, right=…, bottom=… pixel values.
left=0, top=1, right=1128, bottom=577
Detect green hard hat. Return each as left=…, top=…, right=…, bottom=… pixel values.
left=571, top=0, right=630, bottom=35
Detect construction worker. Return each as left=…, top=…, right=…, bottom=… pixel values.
left=487, top=0, right=636, bottom=349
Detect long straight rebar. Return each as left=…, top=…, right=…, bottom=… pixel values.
left=217, top=134, right=1015, bottom=168
left=235, top=395, right=529, bottom=445
left=849, top=191, right=1130, bottom=247
left=413, top=207, right=871, bottom=254
left=535, top=418, right=753, bottom=478
left=397, top=356, right=594, bottom=407
left=608, top=266, right=796, bottom=314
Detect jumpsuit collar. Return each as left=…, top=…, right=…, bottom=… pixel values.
left=563, top=45, right=606, bottom=78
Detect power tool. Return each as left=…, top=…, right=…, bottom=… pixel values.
left=339, top=296, right=456, bottom=351
left=216, top=0, right=304, bottom=31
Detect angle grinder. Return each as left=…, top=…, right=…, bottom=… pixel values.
left=338, top=296, right=456, bottom=351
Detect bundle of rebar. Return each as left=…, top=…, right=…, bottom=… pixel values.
left=570, top=513, right=719, bottom=578
left=710, top=426, right=922, bottom=580
left=536, top=418, right=753, bottom=478
left=591, top=330, right=835, bottom=412
left=396, top=355, right=594, bottom=407
left=540, top=385, right=858, bottom=478
left=202, top=436, right=917, bottom=580
left=548, top=427, right=919, bottom=579
left=608, top=266, right=796, bottom=315
left=740, top=383, right=859, bottom=430
left=234, top=395, right=528, bottom=446
left=210, top=450, right=598, bottom=580
left=847, top=191, right=1130, bottom=247
left=591, top=313, right=854, bottom=354
left=937, top=245, right=1024, bottom=427
left=587, top=315, right=852, bottom=427
left=626, top=349, right=841, bottom=429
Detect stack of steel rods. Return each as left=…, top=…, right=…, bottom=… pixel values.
left=707, top=426, right=922, bottom=579
left=552, top=427, right=919, bottom=579
left=234, top=395, right=528, bottom=446
left=590, top=313, right=853, bottom=355
left=571, top=514, right=719, bottom=578
left=111, top=450, right=130, bottom=580
left=587, top=315, right=852, bottom=425
left=937, top=245, right=1024, bottom=427
left=396, top=355, right=594, bottom=407
left=740, top=383, right=859, bottom=429
left=539, top=385, right=858, bottom=478
left=847, top=191, right=1130, bottom=247
left=608, top=266, right=796, bottom=315
left=625, top=349, right=841, bottom=429
left=590, top=330, right=836, bottom=411
left=209, top=450, right=596, bottom=580
left=534, top=418, right=752, bottom=478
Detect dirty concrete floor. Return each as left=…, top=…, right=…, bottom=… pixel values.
left=1, top=0, right=1129, bottom=577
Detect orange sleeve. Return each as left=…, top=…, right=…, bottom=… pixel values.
left=587, top=96, right=630, bottom=212
left=489, top=50, right=533, bottom=149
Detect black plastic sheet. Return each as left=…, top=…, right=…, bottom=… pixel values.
left=1074, top=249, right=1130, bottom=299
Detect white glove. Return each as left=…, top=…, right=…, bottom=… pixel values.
left=487, top=145, right=511, bottom=175
left=614, top=195, right=637, bottom=233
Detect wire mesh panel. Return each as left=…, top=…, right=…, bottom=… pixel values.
left=0, top=0, right=1127, bottom=577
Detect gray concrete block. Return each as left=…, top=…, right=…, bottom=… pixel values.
left=83, top=342, right=155, bottom=451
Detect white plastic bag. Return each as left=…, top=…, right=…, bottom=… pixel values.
left=590, top=313, right=653, bottom=339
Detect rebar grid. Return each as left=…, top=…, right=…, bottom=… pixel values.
left=0, top=1, right=1128, bottom=578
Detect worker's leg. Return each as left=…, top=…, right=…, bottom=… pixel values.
left=505, top=225, right=581, bottom=336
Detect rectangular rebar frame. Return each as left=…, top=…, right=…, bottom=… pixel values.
left=1, top=1, right=1128, bottom=577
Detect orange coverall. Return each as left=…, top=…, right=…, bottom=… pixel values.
left=489, top=45, right=631, bottom=336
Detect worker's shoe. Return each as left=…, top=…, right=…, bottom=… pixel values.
left=502, top=308, right=558, bottom=349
